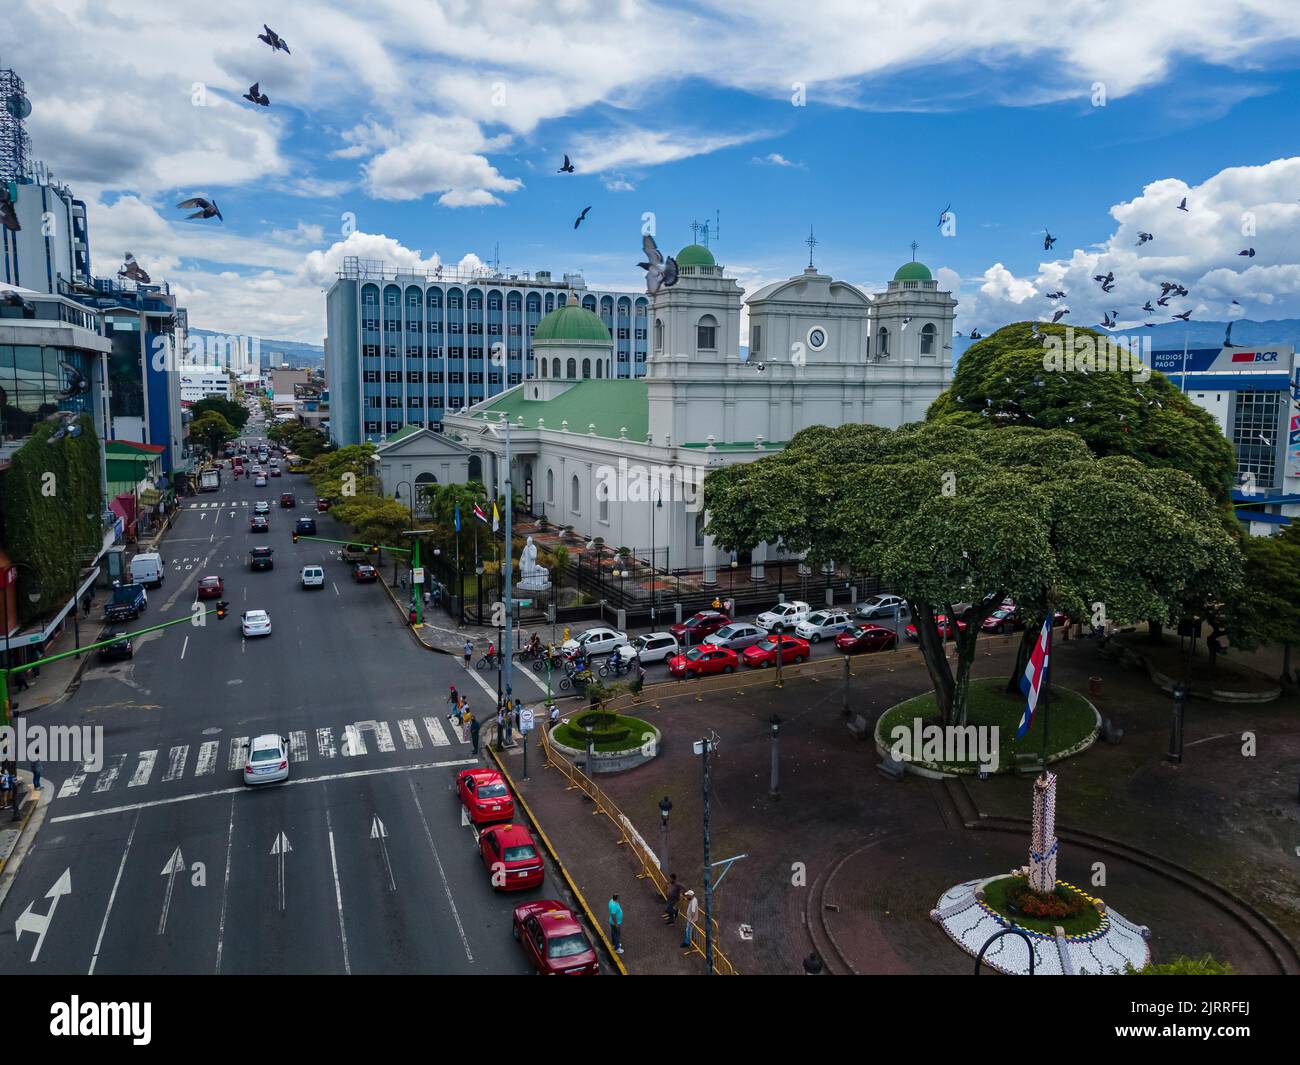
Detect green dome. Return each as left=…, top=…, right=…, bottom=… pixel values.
left=676, top=243, right=716, bottom=268
left=533, top=303, right=611, bottom=344
left=894, top=261, right=932, bottom=281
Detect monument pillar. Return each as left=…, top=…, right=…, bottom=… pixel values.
left=1028, top=771, right=1059, bottom=895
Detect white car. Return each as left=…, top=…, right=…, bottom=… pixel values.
left=795, top=609, right=854, bottom=643
left=704, top=622, right=767, bottom=651
left=856, top=594, right=909, bottom=620
left=241, top=609, right=272, bottom=637
left=300, top=565, right=325, bottom=589
left=255, top=475, right=268, bottom=487
left=561, top=626, right=629, bottom=658
left=632, top=631, right=680, bottom=664
left=254, top=501, right=270, bottom=514
left=755, top=600, right=812, bottom=633
left=243, top=733, right=289, bottom=785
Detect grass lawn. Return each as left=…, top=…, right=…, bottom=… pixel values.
left=552, top=713, right=656, bottom=753
left=981, top=875, right=1104, bottom=936
left=877, top=676, right=1097, bottom=773
left=1112, top=632, right=1279, bottom=694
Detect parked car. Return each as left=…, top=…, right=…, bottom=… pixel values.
left=795, top=609, right=854, bottom=643
left=479, top=824, right=545, bottom=891
left=667, top=645, right=738, bottom=678
left=129, top=552, right=166, bottom=587
left=341, top=543, right=370, bottom=564
left=512, top=901, right=600, bottom=975
left=243, top=733, right=289, bottom=785
left=754, top=600, right=811, bottom=633
left=703, top=622, right=766, bottom=651
left=300, top=565, right=325, bottom=589
left=241, top=609, right=272, bottom=637
left=279, top=492, right=296, bottom=508
left=741, top=634, right=810, bottom=668
left=248, top=547, right=275, bottom=571
left=250, top=516, right=270, bottom=533
left=352, top=563, right=378, bottom=583
left=982, top=607, right=1022, bottom=634
left=97, top=632, right=133, bottom=662
left=904, top=615, right=968, bottom=641
left=196, top=575, right=224, bottom=600
left=294, top=517, right=316, bottom=536
left=254, top=501, right=270, bottom=515
left=104, top=583, right=147, bottom=622
left=561, top=627, right=628, bottom=658
left=631, top=631, right=679, bottom=664
left=670, top=610, right=731, bottom=646
left=834, top=624, right=897, bottom=654
left=855, top=594, right=909, bottom=621
left=456, top=767, right=515, bottom=826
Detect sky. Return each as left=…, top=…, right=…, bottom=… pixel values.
left=10, top=0, right=1300, bottom=344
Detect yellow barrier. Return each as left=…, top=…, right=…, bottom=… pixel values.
left=539, top=719, right=738, bottom=975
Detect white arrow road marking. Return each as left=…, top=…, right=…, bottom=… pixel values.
left=316, top=727, right=336, bottom=759
left=371, top=815, right=396, bottom=892
left=195, top=741, right=219, bottom=777
left=129, top=751, right=157, bottom=787
left=93, top=753, right=127, bottom=793
left=398, top=719, right=421, bottom=750
left=270, top=831, right=292, bottom=912
left=16, top=868, right=72, bottom=962
left=325, top=810, right=351, bottom=974
left=424, top=717, right=451, bottom=747
left=158, top=847, right=185, bottom=934
left=227, top=737, right=248, bottom=771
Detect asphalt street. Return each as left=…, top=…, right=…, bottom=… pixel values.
left=0, top=424, right=564, bottom=975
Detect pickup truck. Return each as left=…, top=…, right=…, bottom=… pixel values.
left=104, top=583, right=148, bottom=622
left=340, top=543, right=371, bottom=564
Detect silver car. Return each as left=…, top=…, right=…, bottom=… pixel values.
left=856, top=594, right=909, bottom=620
left=795, top=609, right=854, bottom=643
left=243, top=733, right=289, bottom=785
left=704, top=622, right=766, bottom=651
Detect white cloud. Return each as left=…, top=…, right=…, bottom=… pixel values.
left=603, top=177, right=636, bottom=192
left=572, top=127, right=767, bottom=174
left=753, top=153, right=803, bottom=168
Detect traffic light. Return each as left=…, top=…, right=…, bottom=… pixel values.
left=215, top=600, right=228, bottom=620
left=369, top=544, right=379, bottom=554
left=292, top=533, right=299, bottom=543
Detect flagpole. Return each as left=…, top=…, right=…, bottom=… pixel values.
left=1039, top=604, right=1055, bottom=776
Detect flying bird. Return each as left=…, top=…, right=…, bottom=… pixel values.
left=1030, top=322, right=1042, bottom=340
left=0, top=185, right=18, bottom=232
left=637, top=233, right=679, bottom=295
left=117, top=253, right=151, bottom=284
left=573, top=205, right=591, bottom=229
left=1043, top=230, right=1056, bottom=251
left=243, top=82, right=270, bottom=107
left=1045, top=290, right=1066, bottom=300
left=1136, top=231, right=1153, bottom=245
left=1100, top=310, right=1116, bottom=328
left=1142, top=300, right=1154, bottom=312
left=558, top=155, right=575, bottom=174
left=176, top=197, right=222, bottom=221
left=258, top=25, right=290, bottom=54
left=901, top=317, right=912, bottom=332
left=1156, top=295, right=1171, bottom=307
left=1093, top=271, right=1115, bottom=291
left=1238, top=248, right=1255, bottom=257
left=1172, top=310, right=1192, bottom=321
left=937, top=203, right=951, bottom=228
left=1051, top=309, right=1069, bottom=324
left=1258, top=433, right=1273, bottom=446
left=968, top=329, right=982, bottom=340
left=1177, top=197, right=1188, bottom=211
left=1144, top=322, right=1158, bottom=328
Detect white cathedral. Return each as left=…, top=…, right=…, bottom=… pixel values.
left=393, top=240, right=955, bottom=580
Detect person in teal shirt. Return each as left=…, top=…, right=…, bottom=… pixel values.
left=608, top=894, right=624, bottom=955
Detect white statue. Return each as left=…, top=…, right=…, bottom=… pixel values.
left=519, top=535, right=550, bottom=587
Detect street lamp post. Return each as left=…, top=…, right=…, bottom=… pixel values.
left=650, top=493, right=662, bottom=628
left=658, top=795, right=672, bottom=871
left=769, top=714, right=782, bottom=797
left=693, top=732, right=719, bottom=973
left=395, top=480, right=421, bottom=625
left=1166, top=681, right=1186, bottom=764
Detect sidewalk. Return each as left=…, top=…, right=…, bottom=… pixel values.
left=8, top=594, right=109, bottom=716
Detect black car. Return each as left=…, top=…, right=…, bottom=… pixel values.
left=249, top=547, right=275, bottom=571
left=250, top=516, right=270, bottom=533
left=295, top=517, right=316, bottom=535
left=98, top=633, right=133, bottom=661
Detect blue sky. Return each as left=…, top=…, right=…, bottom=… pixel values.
left=14, top=1, right=1300, bottom=341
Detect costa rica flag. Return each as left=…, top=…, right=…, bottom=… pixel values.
left=472, top=503, right=488, bottom=524
left=1016, top=616, right=1052, bottom=739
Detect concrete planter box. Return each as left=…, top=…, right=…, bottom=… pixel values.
left=1104, top=640, right=1281, bottom=704
left=549, top=724, right=662, bottom=774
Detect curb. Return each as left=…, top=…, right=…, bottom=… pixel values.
left=0, top=771, right=54, bottom=915
left=378, top=575, right=453, bottom=655
left=486, top=742, right=628, bottom=975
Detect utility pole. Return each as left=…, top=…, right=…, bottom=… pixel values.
left=694, top=732, right=719, bottom=973
left=503, top=416, right=514, bottom=707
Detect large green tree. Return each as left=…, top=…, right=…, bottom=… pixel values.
left=191, top=395, right=248, bottom=432
left=705, top=422, right=1240, bottom=726
left=189, top=411, right=236, bottom=456
left=1226, top=526, right=1300, bottom=686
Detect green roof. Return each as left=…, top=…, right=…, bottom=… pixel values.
left=893, top=261, right=932, bottom=281
left=380, top=424, right=422, bottom=446
left=676, top=243, right=715, bottom=267
left=533, top=303, right=611, bottom=344
left=476, top=380, right=647, bottom=441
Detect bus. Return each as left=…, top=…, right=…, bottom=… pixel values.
left=286, top=453, right=307, bottom=474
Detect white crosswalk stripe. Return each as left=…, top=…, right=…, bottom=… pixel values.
left=423, top=716, right=451, bottom=747
left=227, top=737, right=248, bottom=771
left=58, top=765, right=89, bottom=798
left=342, top=725, right=366, bottom=757
left=317, top=727, right=336, bottom=759
left=195, top=741, right=219, bottom=777
left=372, top=721, right=395, bottom=753
left=94, top=753, right=127, bottom=793
left=162, top=744, right=189, bottom=782
left=448, top=717, right=466, bottom=743
left=289, top=731, right=309, bottom=763
left=398, top=719, right=422, bottom=750
left=130, top=751, right=157, bottom=787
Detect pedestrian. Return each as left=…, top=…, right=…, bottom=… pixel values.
left=463, top=638, right=473, bottom=669
left=13, top=670, right=29, bottom=692
left=496, top=705, right=505, bottom=749
left=0, top=764, right=11, bottom=810
left=503, top=705, right=514, bottom=747
left=681, top=890, right=698, bottom=949
left=469, top=715, right=481, bottom=756
left=663, top=873, right=682, bottom=924
left=608, top=893, right=624, bottom=955
left=633, top=662, right=646, bottom=701
left=447, top=685, right=459, bottom=720
left=803, top=952, right=824, bottom=975
left=30, top=759, right=41, bottom=791
left=82, top=593, right=92, bottom=618
left=548, top=701, right=559, bottom=728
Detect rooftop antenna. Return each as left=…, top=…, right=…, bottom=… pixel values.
left=806, top=226, right=819, bottom=270
left=910, top=240, right=919, bottom=262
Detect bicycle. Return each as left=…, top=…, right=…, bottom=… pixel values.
left=475, top=651, right=503, bottom=671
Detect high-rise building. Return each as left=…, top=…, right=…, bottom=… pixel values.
left=325, top=256, right=650, bottom=446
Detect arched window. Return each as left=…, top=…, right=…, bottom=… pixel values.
left=582, top=358, right=591, bottom=379
left=414, top=472, right=437, bottom=516
left=877, top=327, right=889, bottom=356
left=546, top=468, right=554, bottom=503
left=697, top=314, right=717, bottom=352
left=654, top=318, right=663, bottom=351
left=596, top=361, right=603, bottom=379
left=599, top=493, right=609, bottom=522
left=566, top=358, right=577, bottom=378
left=571, top=474, right=580, bottom=513
left=539, top=359, right=547, bottom=378
left=467, top=455, right=482, bottom=484
left=694, top=512, right=706, bottom=547
left=552, top=358, right=560, bottom=378
left=920, top=323, right=936, bottom=355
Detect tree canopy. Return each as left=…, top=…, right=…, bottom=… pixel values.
left=191, top=396, right=248, bottom=432
left=189, top=411, right=236, bottom=455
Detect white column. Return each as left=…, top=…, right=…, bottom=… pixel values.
left=750, top=542, right=767, bottom=584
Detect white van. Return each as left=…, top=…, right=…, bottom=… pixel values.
left=300, top=565, right=325, bottom=589
left=129, top=552, right=166, bottom=587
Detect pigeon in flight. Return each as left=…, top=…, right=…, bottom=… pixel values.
left=1045, top=290, right=1066, bottom=300
left=1144, top=322, right=1158, bottom=328
left=1159, top=281, right=1177, bottom=296
left=1136, top=232, right=1153, bottom=245
left=1172, top=310, right=1192, bottom=321
left=1093, top=271, right=1115, bottom=292
left=1100, top=310, right=1116, bottom=328
left=937, top=203, right=951, bottom=228
left=754, top=362, right=766, bottom=373
left=968, top=329, right=982, bottom=340
left=1177, top=197, right=1188, bottom=211
left=901, top=317, right=912, bottom=332
left=1238, top=248, right=1255, bottom=257
left=118, top=253, right=151, bottom=284
left=637, top=233, right=679, bottom=295
left=1051, top=309, right=1069, bottom=324
left=1142, top=300, right=1154, bottom=312
left=177, top=197, right=222, bottom=221
left=573, top=205, right=591, bottom=229
left=1156, top=295, right=1171, bottom=307
left=243, top=82, right=270, bottom=107
left=1030, top=322, right=1042, bottom=340
left=558, top=155, right=575, bottom=174
left=1043, top=230, right=1057, bottom=251
left=1258, top=433, right=1272, bottom=446
left=258, top=25, right=290, bottom=54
